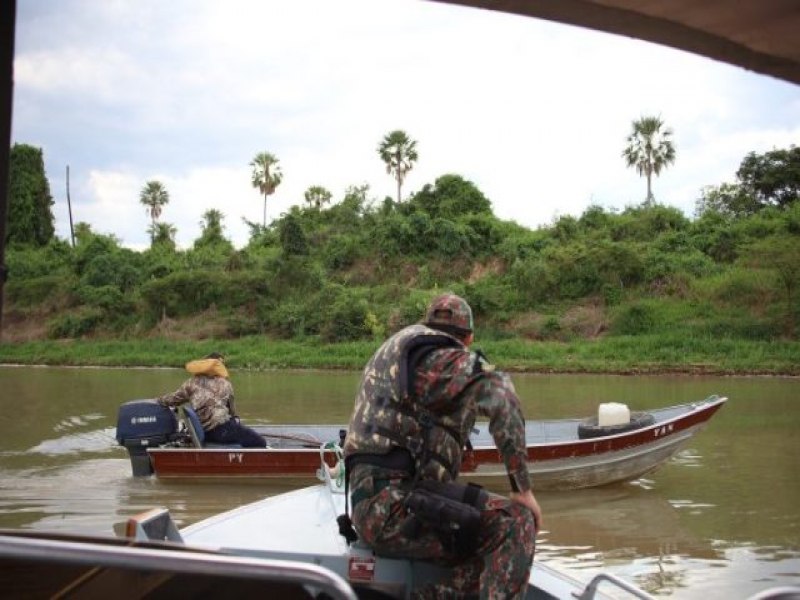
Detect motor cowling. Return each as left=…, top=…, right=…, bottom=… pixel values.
left=116, top=399, right=178, bottom=476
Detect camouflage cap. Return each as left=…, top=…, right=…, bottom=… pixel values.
left=423, top=293, right=474, bottom=334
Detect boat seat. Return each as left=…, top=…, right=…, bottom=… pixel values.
left=180, top=406, right=241, bottom=449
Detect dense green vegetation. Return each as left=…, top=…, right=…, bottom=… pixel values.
left=7, top=144, right=55, bottom=246
left=2, top=142, right=799, bottom=374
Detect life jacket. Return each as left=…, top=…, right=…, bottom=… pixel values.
left=185, top=358, right=229, bottom=379
left=343, top=323, right=480, bottom=481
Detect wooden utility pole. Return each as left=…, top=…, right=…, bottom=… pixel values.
left=66, top=165, right=75, bottom=247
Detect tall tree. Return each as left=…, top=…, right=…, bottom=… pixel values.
left=278, top=210, right=308, bottom=256
left=378, top=130, right=418, bottom=203
left=695, top=145, right=800, bottom=218
left=695, top=182, right=759, bottom=218
left=148, top=221, right=177, bottom=250
left=737, top=145, right=800, bottom=209
left=304, top=185, right=332, bottom=209
left=250, top=151, right=283, bottom=227
left=622, top=116, right=676, bottom=204
left=196, top=209, right=225, bottom=245
left=7, top=143, right=55, bottom=246
left=409, top=174, right=492, bottom=219
left=139, top=180, right=170, bottom=241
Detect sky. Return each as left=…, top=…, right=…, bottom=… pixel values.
left=12, top=0, right=800, bottom=250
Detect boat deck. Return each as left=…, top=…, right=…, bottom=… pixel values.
left=253, top=402, right=700, bottom=448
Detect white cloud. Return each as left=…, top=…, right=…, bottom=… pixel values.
left=15, top=48, right=139, bottom=100
left=83, top=170, right=143, bottom=247
left=13, top=0, right=800, bottom=249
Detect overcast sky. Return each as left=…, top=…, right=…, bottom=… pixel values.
left=12, top=0, right=800, bottom=250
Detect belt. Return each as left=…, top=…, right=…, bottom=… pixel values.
left=347, top=449, right=416, bottom=511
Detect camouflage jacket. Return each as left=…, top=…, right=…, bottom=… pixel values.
left=345, top=324, right=531, bottom=493
left=157, top=375, right=235, bottom=431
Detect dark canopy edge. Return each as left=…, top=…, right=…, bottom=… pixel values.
left=0, top=0, right=16, bottom=338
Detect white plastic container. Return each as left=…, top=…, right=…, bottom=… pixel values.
left=598, top=402, right=631, bottom=426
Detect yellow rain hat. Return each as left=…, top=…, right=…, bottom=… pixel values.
left=185, top=353, right=229, bottom=378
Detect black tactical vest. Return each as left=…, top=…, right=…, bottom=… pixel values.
left=343, top=323, right=478, bottom=481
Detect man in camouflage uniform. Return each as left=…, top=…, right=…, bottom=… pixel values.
left=343, top=294, right=542, bottom=599
left=157, top=352, right=266, bottom=448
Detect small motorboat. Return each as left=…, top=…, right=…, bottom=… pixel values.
left=170, top=455, right=656, bottom=599
left=1, top=442, right=796, bottom=599
left=115, top=395, right=727, bottom=490
left=0, top=445, right=656, bottom=599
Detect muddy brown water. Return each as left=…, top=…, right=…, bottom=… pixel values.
left=0, top=366, right=797, bottom=597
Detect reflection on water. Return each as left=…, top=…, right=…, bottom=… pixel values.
left=0, top=366, right=798, bottom=598
left=537, top=485, right=723, bottom=596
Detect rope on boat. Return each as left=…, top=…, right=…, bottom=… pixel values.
left=321, top=440, right=345, bottom=488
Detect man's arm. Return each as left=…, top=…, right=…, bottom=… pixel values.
left=469, top=370, right=543, bottom=530
left=157, top=379, right=193, bottom=407
left=415, top=347, right=543, bottom=528
left=470, top=371, right=531, bottom=492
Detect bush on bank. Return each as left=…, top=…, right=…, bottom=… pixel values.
left=2, top=167, right=799, bottom=376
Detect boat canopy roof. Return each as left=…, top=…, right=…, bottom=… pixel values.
left=432, top=0, right=800, bottom=85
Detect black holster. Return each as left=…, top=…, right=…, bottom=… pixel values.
left=402, top=481, right=488, bottom=556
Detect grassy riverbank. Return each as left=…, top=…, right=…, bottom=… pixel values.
left=1, top=334, right=798, bottom=375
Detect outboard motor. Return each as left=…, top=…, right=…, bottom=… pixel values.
left=116, top=399, right=179, bottom=476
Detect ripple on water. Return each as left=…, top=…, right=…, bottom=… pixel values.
left=27, top=426, right=119, bottom=455
left=0, top=457, right=291, bottom=536
left=668, top=498, right=717, bottom=517
left=669, top=448, right=704, bottom=468
left=53, top=413, right=104, bottom=432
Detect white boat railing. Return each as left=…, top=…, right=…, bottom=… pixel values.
left=0, top=533, right=358, bottom=600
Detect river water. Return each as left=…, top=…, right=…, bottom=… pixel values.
left=0, top=366, right=797, bottom=598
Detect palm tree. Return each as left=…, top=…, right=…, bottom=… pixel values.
left=250, top=152, right=283, bottom=227
left=139, top=180, right=170, bottom=240
left=378, top=130, right=418, bottom=203
left=622, top=116, right=676, bottom=203
left=304, top=185, right=332, bottom=209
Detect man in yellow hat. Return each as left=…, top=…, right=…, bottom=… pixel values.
left=157, top=352, right=266, bottom=447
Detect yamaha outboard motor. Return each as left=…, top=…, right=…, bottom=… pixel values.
left=116, top=399, right=179, bottom=476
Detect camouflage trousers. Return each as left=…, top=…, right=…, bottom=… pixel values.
left=352, top=484, right=536, bottom=600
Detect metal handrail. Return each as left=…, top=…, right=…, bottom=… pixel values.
left=0, top=534, right=357, bottom=600
left=573, top=572, right=656, bottom=600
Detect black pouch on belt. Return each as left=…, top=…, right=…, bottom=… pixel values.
left=402, top=480, right=488, bottom=556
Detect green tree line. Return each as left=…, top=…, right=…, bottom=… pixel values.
left=3, top=136, right=799, bottom=353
